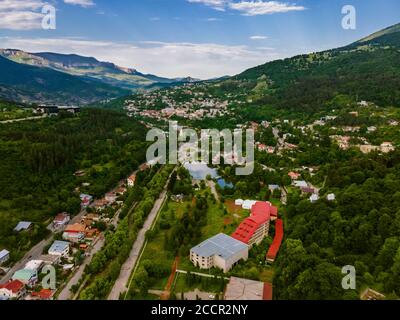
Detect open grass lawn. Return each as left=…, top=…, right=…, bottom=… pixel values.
left=173, top=273, right=226, bottom=295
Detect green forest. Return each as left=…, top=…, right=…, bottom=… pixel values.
left=0, top=109, right=148, bottom=262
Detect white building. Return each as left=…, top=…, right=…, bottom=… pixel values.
left=310, top=194, right=320, bottom=203
left=190, top=234, right=248, bottom=273
left=0, top=249, right=10, bottom=265
left=24, top=260, right=44, bottom=272
left=327, top=193, right=336, bottom=201
left=48, top=241, right=70, bottom=257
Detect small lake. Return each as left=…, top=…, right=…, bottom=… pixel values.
left=184, top=163, right=234, bottom=189
left=184, top=163, right=218, bottom=180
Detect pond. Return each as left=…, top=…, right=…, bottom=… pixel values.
left=184, top=163, right=218, bottom=180
left=217, top=178, right=234, bottom=189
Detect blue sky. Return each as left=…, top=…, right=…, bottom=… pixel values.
left=0, top=0, right=400, bottom=78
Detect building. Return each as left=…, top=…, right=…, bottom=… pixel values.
left=224, top=277, right=273, bottom=300
left=0, top=280, right=26, bottom=300
left=30, top=289, right=54, bottom=300
left=127, top=174, right=136, bottom=187
left=327, top=193, right=336, bottom=201
left=310, top=194, right=320, bottom=203
left=381, top=142, right=395, bottom=153
left=235, top=199, right=244, bottom=206
left=266, top=219, right=284, bottom=263
left=105, top=192, right=117, bottom=204
left=53, top=213, right=70, bottom=229
left=39, top=254, right=61, bottom=265
left=288, top=172, right=300, bottom=180
left=12, top=269, right=38, bottom=287
left=80, top=194, right=93, bottom=207
left=232, top=202, right=277, bottom=246
left=63, top=223, right=85, bottom=242
left=242, top=200, right=257, bottom=210
left=48, top=240, right=70, bottom=257
left=14, top=221, right=32, bottom=232
left=0, top=249, right=10, bottom=265
left=190, top=233, right=248, bottom=273
left=294, top=180, right=308, bottom=188
left=24, top=260, right=43, bottom=272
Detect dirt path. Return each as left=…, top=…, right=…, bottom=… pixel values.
left=160, top=257, right=179, bottom=300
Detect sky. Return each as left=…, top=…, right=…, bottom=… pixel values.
left=0, top=0, right=400, bottom=79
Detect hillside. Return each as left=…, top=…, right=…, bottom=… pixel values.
left=0, top=50, right=181, bottom=91
left=230, top=23, right=400, bottom=113
left=0, top=55, right=129, bottom=104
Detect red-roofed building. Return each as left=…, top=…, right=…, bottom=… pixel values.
left=232, top=202, right=278, bottom=247
left=266, top=219, right=284, bottom=263
left=31, top=289, right=54, bottom=300
left=263, top=283, right=273, bottom=300
left=0, top=280, right=26, bottom=300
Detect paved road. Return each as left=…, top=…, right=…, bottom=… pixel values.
left=0, top=209, right=87, bottom=285
left=108, top=174, right=172, bottom=300
left=57, top=235, right=105, bottom=300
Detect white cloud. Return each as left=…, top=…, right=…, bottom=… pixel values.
left=187, top=0, right=228, bottom=11
left=0, top=37, right=281, bottom=79
left=0, top=0, right=46, bottom=30
left=229, top=1, right=305, bottom=16
left=206, top=17, right=222, bottom=21
left=187, top=0, right=305, bottom=16
left=63, top=0, right=95, bottom=8
left=250, top=35, right=268, bottom=40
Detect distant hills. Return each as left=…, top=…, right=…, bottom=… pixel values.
left=0, top=49, right=199, bottom=104
left=231, top=23, right=400, bottom=113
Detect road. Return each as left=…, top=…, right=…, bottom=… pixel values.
left=57, top=235, right=104, bottom=300
left=108, top=174, right=172, bottom=300
left=207, top=180, right=220, bottom=202
left=0, top=209, right=86, bottom=285
left=0, top=114, right=46, bottom=124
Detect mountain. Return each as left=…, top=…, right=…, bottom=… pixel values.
left=229, top=23, right=400, bottom=113
left=0, top=49, right=182, bottom=90
left=0, top=55, right=129, bottom=105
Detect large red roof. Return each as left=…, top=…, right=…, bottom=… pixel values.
left=267, top=219, right=284, bottom=261
left=232, top=202, right=277, bottom=244
left=0, top=280, right=24, bottom=293
left=263, top=282, right=273, bottom=300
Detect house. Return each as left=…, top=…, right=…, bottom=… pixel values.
left=14, top=221, right=32, bottom=232
left=381, top=142, right=395, bottom=153
left=30, top=289, right=54, bottom=300
left=105, top=192, right=117, bottom=204
left=242, top=200, right=257, bottom=210
left=127, top=174, right=136, bottom=187
left=48, top=240, right=70, bottom=257
left=266, top=219, right=284, bottom=263
left=190, top=234, right=248, bottom=273
left=224, top=277, right=273, bottom=300
left=0, top=249, right=10, bottom=265
left=24, top=260, right=43, bottom=272
left=360, top=288, right=386, bottom=301
left=268, top=185, right=280, bottom=192
left=294, top=180, right=308, bottom=188
left=85, top=228, right=99, bottom=239
left=12, top=269, right=38, bottom=287
left=232, top=202, right=277, bottom=246
left=235, top=199, right=244, bottom=206
left=63, top=223, right=85, bottom=242
left=80, top=194, right=93, bottom=207
left=92, top=199, right=109, bottom=211
left=301, top=187, right=315, bottom=194
left=288, top=172, right=300, bottom=180
left=310, top=194, right=320, bottom=203
left=53, top=213, right=70, bottom=229
left=327, top=193, right=336, bottom=201
left=0, top=280, right=26, bottom=300
left=39, top=254, right=61, bottom=265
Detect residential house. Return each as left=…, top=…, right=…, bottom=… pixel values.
left=48, top=240, right=70, bottom=257
left=268, top=185, right=280, bottom=193
left=301, top=187, right=315, bottom=194
left=0, top=280, right=26, bottom=300
left=12, top=269, right=38, bottom=287
left=294, top=180, right=308, bottom=188
left=310, top=194, right=320, bottom=203
left=381, top=142, right=395, bottom=153
left=53, top=213, right=70, bottom=229
left=327, top=193, right=336, bottom=201
left=235, top=199, right=244, bottom=206
left=30, top=289, right=54, bottom=301
left=24, top=260, right=43, bottom=272
left=0, top=249, right=10, bottom=265
left=63, top=224, right=85, bottom=243
left=127, top=174, right=136, bottom=187
left=14, top=221, right=32, bottom=232
left=105, top=192, right=117, bottom=204
left=190, top=233, right=248, bottom=273
left=80, top=194, right=93, bottom=207
left=39, top=254, right=61, bottom=266
left=288, top=172, right=301, bottom=180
